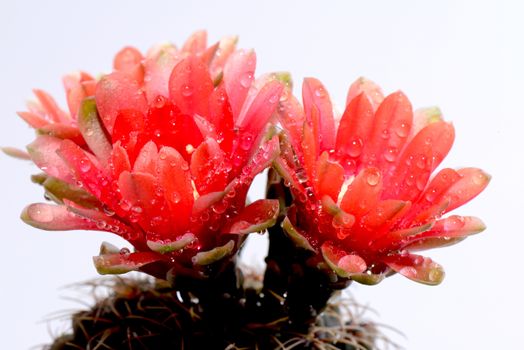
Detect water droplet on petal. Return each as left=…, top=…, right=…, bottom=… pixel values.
left=240, top=73, right=253, bottom=88
left=425, top=189, right=437, bottom=202
left=119, top=247, right=131, bottom=256
left=384, top=147, right=398, bottom=162
left=171, top=192, right=181, bottom=203
left=79, top=160, right=91, bottom=173
left=314, top=87, right=326, bottom=97
left=366, top=169, right=381, bottom=186
left=34, top=206, right=54, bottom=223
left=395, top=122, right=409, bottom=138
left=182, top=85, right=193, bottom=97
left=381, top=129, right=390, bottom=140
left=347, top=138, right=363, bottom=157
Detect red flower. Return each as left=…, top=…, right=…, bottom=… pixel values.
left=20, top=32, right=282, bottom=278
left=275, top=77, right=489, bottom=285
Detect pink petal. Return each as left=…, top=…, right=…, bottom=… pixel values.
left=95, top=71, right=148, bottom=134
left=27, top=136, right=74, bottom=183
left=346, top=77, right=384, bottom=111
left=383, top=121, right=455, bottom=201
left=223, top=49, right=256, bottom=118
left=340, top=167, right=383, bottom=219
left=133, top=141, right=159, bottom=175
left=222, top=199, right=279, bottom=235
left=63, top=71, right=96, bottom=118
left=157, top=146, right=193, bottom=234
left=209, top=36, right=238, bottom=78
left=314, top=151, right=344, bottom=202
left=113, top=46, right=143, bottom=72
left=33, top=89, right=70, bottom=123
left=385, top=254, right=445, bottom=285
left=443, top=168, right=491, bottom=214
left=302, top=78, right=336, bottom=151
left=168, top=55, right=214, bottom=118
left=17, top=111, right=48, bottom=128
left=181, top=30, right=207, bottom=54
left=360, top=91, right=413, bottom=173
left=36, top=123, right=86, bottom=145
left=21, top=203, right=99, bottom=231
left=143, top=44, right=181, bottom=101
left=335, top=93, right=374, bottom=174
left=190, top=138, right=229, bottom=194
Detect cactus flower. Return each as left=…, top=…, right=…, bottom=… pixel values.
left=19, top=31, right=282, bottom=278
left=275, top=77, right=489, bottom=285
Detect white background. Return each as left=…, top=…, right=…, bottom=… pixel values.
left=0, top=1, right=521, bottom=349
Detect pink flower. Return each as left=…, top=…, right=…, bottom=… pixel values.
left=275, top=77, right=489, bottom=285
left=20, top=32, right=282, bottom=278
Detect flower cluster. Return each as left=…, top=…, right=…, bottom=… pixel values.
left=275, top=77, right=489, bottom=285
left=15, top=32, right=488, bottom=285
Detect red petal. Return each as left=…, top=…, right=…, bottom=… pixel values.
left=222, top=199, right=279, bottom=234
left=181, top=30, right=207, bottom=54
left=143, top=44, right=180, bottom=101
left=37, top=123, right=86, bottom=145
left=335, top=93, right=374, bottom=173
left=190, top=138, right=229, bottom=194
left=113, top=46, right=143, bottom=72
left=315, top=151, right=344, bottom=202
left=443, top=168, right=490, bottom=214
left=27, top=136, right=74, bottom=183
left=95, top=72, right=148, bottom=133
left=110, top=142, right=131, bottom=178
left=118, top=171, right=170, bottom=236
left=168, top=55, right=214, bottom=118
left=63, top=71, right=96, bottom=118
left=346, top=77, right=384, bottom=111
left=57, top=140, right=116, bottom=207
left=17, top=111, right=48, bottom=128
left=209, top=36, right=238, bottom=78
left=302, top=78, right=336, bottom=151
left=33, top=89, right=70, bottom=123
left=133, top=141, right=159, bottom=175
left=236, top=78, right=282, bottom=134
left=223, top=49, right=256, bottom=118
left=385, top=254, right=445, bottom=285
left=157, top=146, right=193, bottom=234
left=340, top=167, right=382, bottom=219
left=360, top=91, right=413, bottom=173
left=207, top=85, right=235, bottom=153
left=21, top=203, right=100, bottom=231
left=384, top=121, right=455, bottom=201
left=277, top=91, right=305, bottom=158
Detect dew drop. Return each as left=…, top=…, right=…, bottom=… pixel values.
left=131, top=206, right=143, bottom=213
left=416, top=156, right=427, bottom=169
left=119, top=247, right=131, bottom=256
left=395, top=122, right=409, bottom=138
left=347, top=138, right=363, bottom=157
left=384, top=147, right=397, bottom=162
left=366, top=169, right=381, bottom=186
left=85, top=128, right=94, bottom=137
left=171, top=192, right=181, bottom=203
left=120, top=200, right=132, bottom=211
left=269, top=94, right=279, bottom=104
left=240, top=133, right=253, bottom=151
left=240, top=73, right=253, bottom=88
left=153, top=95, right=166, bottom=108
left=34, top=206, right=54, bottom=223
left=314, top=87, right=326, bottom=97
left=79, top=160, right=91, bottom=173
left=425, top=189, right=437, bottom=202
left=381, top=129, right=390, bottom=140
left=182, top=85, right=193, bottom=97
left=103, top=206, right=115, bottom=216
